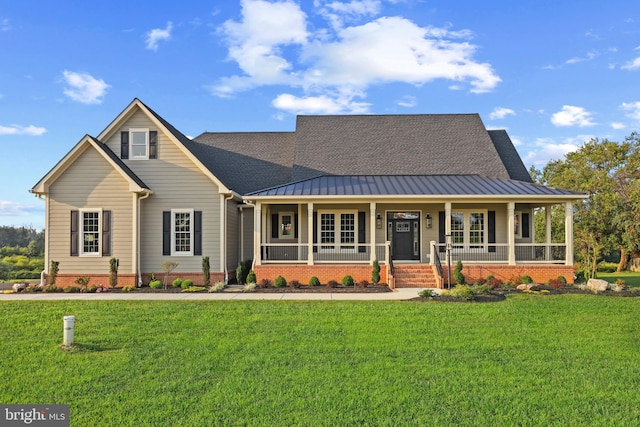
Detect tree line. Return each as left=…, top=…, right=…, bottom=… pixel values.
left=0, top=226, right=44, bottom=281
left=531, top=132, right=640, bottom=278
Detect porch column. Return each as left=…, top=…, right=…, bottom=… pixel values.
left=254, top=202, right=262, bottom=266
left=444, top=202, right=451, bottom=236
left=507, top=202, right=516, bottom=265
left=546, top=204, right=552, bottom=261
left=307, top=202, right=314, bottom=265
left=565, top=201, right=574, bottom=266
left=370, top=202, right=377, bottom=264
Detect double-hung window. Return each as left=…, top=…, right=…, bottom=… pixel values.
left=130, top=128, right=149, bottom=159
left=172, top=209, right=193, bottom=255
left=318, top=211, right=356, bottom=251
left=451, top=210, right=487, bottom=251
left=279, top=212, right=294, bottom=239
left=80, top=209, right=101, bottom=256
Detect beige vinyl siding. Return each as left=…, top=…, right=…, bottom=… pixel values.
left=226, top=200, right=239, bottom=272
left=240, top=206, right=254, bottom=262
left=104, top=110, right=222, bottom=273
left=48, top=147, right=133, bottom=274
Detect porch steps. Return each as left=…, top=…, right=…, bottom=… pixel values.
left=393, top=264, right=439, bottom=288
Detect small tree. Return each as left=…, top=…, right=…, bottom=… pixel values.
left=453, top=260, right=465, bottom=285
left=246, top=269, right=256, bottom=284
left=372, top=260, right=380, bottom=285
left=49, top=260, right=59, bottom=285
left=202, top=256, right=210, bottom=286
left=161, top=261, right=179, bottom=289
left=109, top=258, right=119, bottom=288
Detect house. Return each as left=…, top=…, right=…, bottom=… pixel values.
left=31, top=98, right=585, bottom=288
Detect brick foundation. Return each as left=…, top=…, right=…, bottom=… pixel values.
left=46, top=272, right=225, bottom=288
left=452, top=264, right=575, bottom=285
left=252, top=264, right=388, bottom=286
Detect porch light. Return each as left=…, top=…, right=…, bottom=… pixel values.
left=376, top=213, right=382, bottom=229
left=425, top=213, right=432, bottom=229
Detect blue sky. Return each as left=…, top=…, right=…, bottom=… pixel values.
left=1, top=0, right=639, bottom=230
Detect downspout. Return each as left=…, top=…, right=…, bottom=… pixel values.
left=222, top=194, right=235, bottom=284
left=137, top=191, right=151, bottom=286
left=35, top=194, right=47, bottom=285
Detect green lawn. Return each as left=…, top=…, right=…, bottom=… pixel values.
left=597, top=271, right=640, bottom=287
left=2, top=297, right=640, bottom=426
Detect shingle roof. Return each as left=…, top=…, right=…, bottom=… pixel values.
left=91, top=136, right=150, bottom=190
left=291, top=114, right=513, bottom=181
left=247, top=175, right=583, bottom=198
left=488, top=130, right=532, bottom=182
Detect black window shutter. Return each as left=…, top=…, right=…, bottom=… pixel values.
left=522, top=212, right=530, bottom=238
left=163, top=211, right=171, bottom=256
left=438, top=211, right=445, bottom=252
left=488, top=211, right=496, bottom=253
left=271, top=214, right=279, bottom=239
left=294, top=213, right=298, bottom=239
left=70, top=210, right=79, bottom=256
left=102, top=210, right=111, bottom=256
left=194, top=211, right=202, bottom=256
left=358, top=211, right=366, bottom=253
left=149, top=131, right=158, bottom=159
left=120, top=131, right=129, bottom=159
left=312, top=211, right=318, bottom=253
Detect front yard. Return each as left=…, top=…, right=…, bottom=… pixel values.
left=2, top=296, right=639, bottom=426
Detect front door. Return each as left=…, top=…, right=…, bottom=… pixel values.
left=388, top=212, right=420, bottom=261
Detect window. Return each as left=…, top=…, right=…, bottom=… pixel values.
left=514, top=211, right=522, bottom=238
left=130, top=128, right=149, bottom=159
left=81, top=209, right=101, bottom=256
left=318, top=210, right=357, bottom=251
left=172, top=209, right=193, bottom=255
left=279, top=212, right=294, bottom=239
left=451, top=211, right=487, bottom=250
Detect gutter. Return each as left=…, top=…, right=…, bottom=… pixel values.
left=137, top=190, right=152, bottom=286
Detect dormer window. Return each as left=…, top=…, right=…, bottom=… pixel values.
left=120, top=129, right=157, bottom=160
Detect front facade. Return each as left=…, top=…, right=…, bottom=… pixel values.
left=31, top=99, right=584, bottom=288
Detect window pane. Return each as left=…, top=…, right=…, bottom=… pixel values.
left=320, top=213, right=335, bottom=247
left=174, top=212, right=191, bottom=253
left=131, top=131, right=147, bottom=158
left=340, top=213, right=355, bottom=244
left=281, top=215, right=292, bottom=237
left=82, top=212, right=99, bottom=254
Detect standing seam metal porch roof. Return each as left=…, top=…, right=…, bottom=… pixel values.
left=246, top=175, right=585, bottom=198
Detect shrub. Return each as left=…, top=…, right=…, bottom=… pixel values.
left=209, top=281, right=226, bottom=293
left=202, top=256, right=210, bottom=286
left=341, top=275, right=354, bottom=287
left=547, top=278, right=565, bottom=289
left=472, top=284, right=492, bottom=295
left=121, top=286, right=136, bottom=292
left=149, top=280, right=163, bottom=289
left=596, top=261, right=617, bottom=273
left=556, top=275, right=567, bottom=285
left=43, top=284, right=61, bottom=293
left=24, top=283, right=41, bottom=293
left=259, top=278, right=272, bottom=288
left=63, top=286, right=80, bottom=293
left=475, top=278, right=487, bottom=286
left=358, top=279, right=369, bottom=288
left=182, top=286, right=206, bottom=293
left=290, top=280, right=301, bottom=289
left=109, top=257, right=119, bottom=288
left=49, top=260, right=59, bottom=285
left=372, top=260, right=380, bottom=284
left=236, top=259, right=252, bottom=284
left=449, top=284, right=475, bottom=300
left=74, top=276, right=91, bottom=287
left=418, top=289, right=434, bottom=298
left=309, top=276, right=321, bottom=287
left=87, top=285, right=98, bottom=293
left=486, top=277, right=504, bottom=289
left=521, top=275, right=533, bottom=284
left=246, top=269, right=256, bottom=284
left=453, top=260, right=465, bottom=285
left=181, top=279, right=193, bottom=289
left=274, top=276, right=287, bottom=287
left=327, top=280, right=339, bottom=288
left=243, top=283, right=257, bottom=292
left=172, top=278, right=184, bottom=288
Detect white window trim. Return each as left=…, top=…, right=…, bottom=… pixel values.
left=514, top=210, right=522, bottom=239
left=171, top=209, right=194, bottom=256
left=318, top=210, right=358, bottom=252
left=279, top=211, right=295, bottom=239
left=450, top=209, right=488, bottom=252
left=80, top=208, right=102, bottom=257
left=129, top=128, right=149, bottom=160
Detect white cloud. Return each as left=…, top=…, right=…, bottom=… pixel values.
left=0, top=124, right=46, bottom=136
left=145, top=21, right=173, bottom=51
left=272, top=92, right=370, bottom=114
left=62, top=71, right=110, bottom=104
left=489, top=107, right=515, bottom=120
left=565, top=50, right=598, bottom=65
left=523, top=136, right=588, bottom=167
left=211, top=0, right=500, bottom=114
left=620, top=101, right=640, bottom=123
left=622, top=57, right=640, bottom=70
left=1, top=18, right=9, bottom=31
left=551, top=105, right=595, bottom=127
left=0, top=200, right=44, bottom=217
left=611, top=122, right=626, bottom=130
left=396, top=95, right=416, bottom=108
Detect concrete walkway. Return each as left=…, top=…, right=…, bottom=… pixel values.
left=0, top=287, right=427, bottom=301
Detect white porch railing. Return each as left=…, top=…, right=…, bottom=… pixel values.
left=260, top=243, right=389, bottom=264
left=436, top=243, right=567, bottom=264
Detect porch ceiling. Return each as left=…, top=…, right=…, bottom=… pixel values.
left=246, top=175, right=586, bottom=200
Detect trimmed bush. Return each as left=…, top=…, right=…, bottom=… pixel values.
left=309, top=276, right=320, bottom=287
left=274, top=276, right=287, bottom=288
left=453, top=260, right=465, bottom=285
left=521, top=275, right=533, bottom=284
left=372, top=260, right=380, bottom=284
left=486, top=277, right=504, bottom=289
left=449, top=284, right=475, bottom=300
left=181, top=279, right=193, bottom=289
left=121, top=286, right=136, bottom=292
left=63, top=286, right=81, bottom=293
left=202, top=256, right=210, bottom=286
left=209, top=281, right=226, bottom=293
left=358, top=279, right=369, bottom=288
left=341, top=275, right=354, bottom=287
left=43, top=284, right=61, bottom=293
left=290, top=280, right=301, bottom=289
left=596, top=262, right=617, bottom=273
left=327, top=280, right=339, bottom=288
left=259, top=278, right=272, bottom=288
left=547, top=278, right=565, bottom=289
left=149, top=280, right=163, bottom=289
left=556, top=275, right=567, bottom=285
left=246, top=269, right=256, bottom=284
left=74, top=276, right=90, bottom=287
left=418, top=289, right=434, bottom=298
left=172, top=278, right=184, bottom=288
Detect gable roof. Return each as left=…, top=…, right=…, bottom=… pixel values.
left=193, top=132, right=295, bottom=195
left=31, top=135, right=150, bottom=194
left=291, top=114, right=514, bottom=181
left=488, top=130, right=532, bottom=183
left=247, top=174, right=585, bottom=200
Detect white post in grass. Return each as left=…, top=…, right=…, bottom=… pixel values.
left=63, top=316, right=75, bottom=346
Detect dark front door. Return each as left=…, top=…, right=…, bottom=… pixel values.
left=389, top=215, right=420, bottom=261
